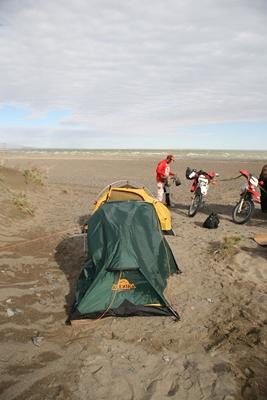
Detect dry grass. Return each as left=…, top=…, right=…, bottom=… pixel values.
left=13, top=192, right=34, bottom=215
left=214, top=235, right=243, bottom=260
left=23, top=168, right=44, bottom=185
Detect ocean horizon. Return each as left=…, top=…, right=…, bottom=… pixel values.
left=1, top=148, right=267, bottom=161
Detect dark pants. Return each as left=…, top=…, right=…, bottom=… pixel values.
left=260, top=180, right=267, bottom=212
left=163, top=184, right=171, bottom=206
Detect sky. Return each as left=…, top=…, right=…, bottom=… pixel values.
left=0, top=0, right=267, bottom=149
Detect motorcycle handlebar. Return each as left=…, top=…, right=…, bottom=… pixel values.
left=197, top=170, right=219, bottom=179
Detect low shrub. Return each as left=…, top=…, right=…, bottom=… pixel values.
left=23, top=168, right=44, bottom=185
left=215, top=235, right=243, bottom=260
left=13, top=192, right=34, bottom=215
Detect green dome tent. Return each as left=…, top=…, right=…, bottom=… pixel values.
left=70, top=201, right=180, bottom=322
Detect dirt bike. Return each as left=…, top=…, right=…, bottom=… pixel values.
left=232, top=169, right=261, bottom=224
left=186, top=167, right=219, bottom=217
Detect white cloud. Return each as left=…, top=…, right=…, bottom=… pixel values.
left=0, top=0, right=267, bottom=145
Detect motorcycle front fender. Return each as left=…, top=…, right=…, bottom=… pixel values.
left=200, top=185, right=208, bottom=196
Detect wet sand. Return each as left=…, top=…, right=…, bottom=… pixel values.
left=0, top=152, right=266, bottom=400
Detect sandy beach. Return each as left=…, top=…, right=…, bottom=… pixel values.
left=0, top=151, right=266, bottom=400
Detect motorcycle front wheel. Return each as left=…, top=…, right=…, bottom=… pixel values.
left=188, top=192, right=203, bottom=217
left=232, top=199, right=255, bottom=224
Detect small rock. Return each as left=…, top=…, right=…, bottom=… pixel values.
left=31, top=335, right=44, bottom=347
left=7, top=308, right=23, bottom=317
left=7, top=308, right=15, bottom=317
left=6, top=298, right=12, bottom=304
left=244, top=367, right=254, bottom=378
left=207, top=298, right=214, bottom=303
left=162, top=354, right=171, bottom=363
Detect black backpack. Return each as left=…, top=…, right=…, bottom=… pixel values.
left=203, top=213, right=220, bottom=229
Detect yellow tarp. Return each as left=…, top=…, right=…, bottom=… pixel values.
left=93, top=186, right=172, bottom=232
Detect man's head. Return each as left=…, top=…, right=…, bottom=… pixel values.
left=166, top=154, right=175, bottom=163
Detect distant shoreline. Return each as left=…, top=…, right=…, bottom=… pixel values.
left=1, top=148, right=266, bottom=161
left=1, top=147, right=266, bottom=152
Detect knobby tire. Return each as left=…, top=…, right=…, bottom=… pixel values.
left=232, top=199, right=254, bottom=224
left=188, top=192, right=202, bottom=217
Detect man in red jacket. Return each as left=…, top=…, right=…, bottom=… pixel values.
left=156, top=154, right=175, bottom=206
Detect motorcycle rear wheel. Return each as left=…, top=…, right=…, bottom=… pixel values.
left=188, top=192, right=203, bottom=217
left=232, top=199, right=254, bottom=224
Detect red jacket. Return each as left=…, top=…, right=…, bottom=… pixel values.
left=156, top=159, right=174, bottom=182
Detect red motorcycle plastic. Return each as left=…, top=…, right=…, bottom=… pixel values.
left=186, top=168, right=219, bottom=217
left=232, top=169, right=261, bottom=224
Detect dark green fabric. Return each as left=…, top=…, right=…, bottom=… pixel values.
left=76, top=270, right=164, bottom=314
left=72, top=201, right=179, bottom=317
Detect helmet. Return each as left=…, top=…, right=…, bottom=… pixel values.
left=186, top=167, right=196, bottom=180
